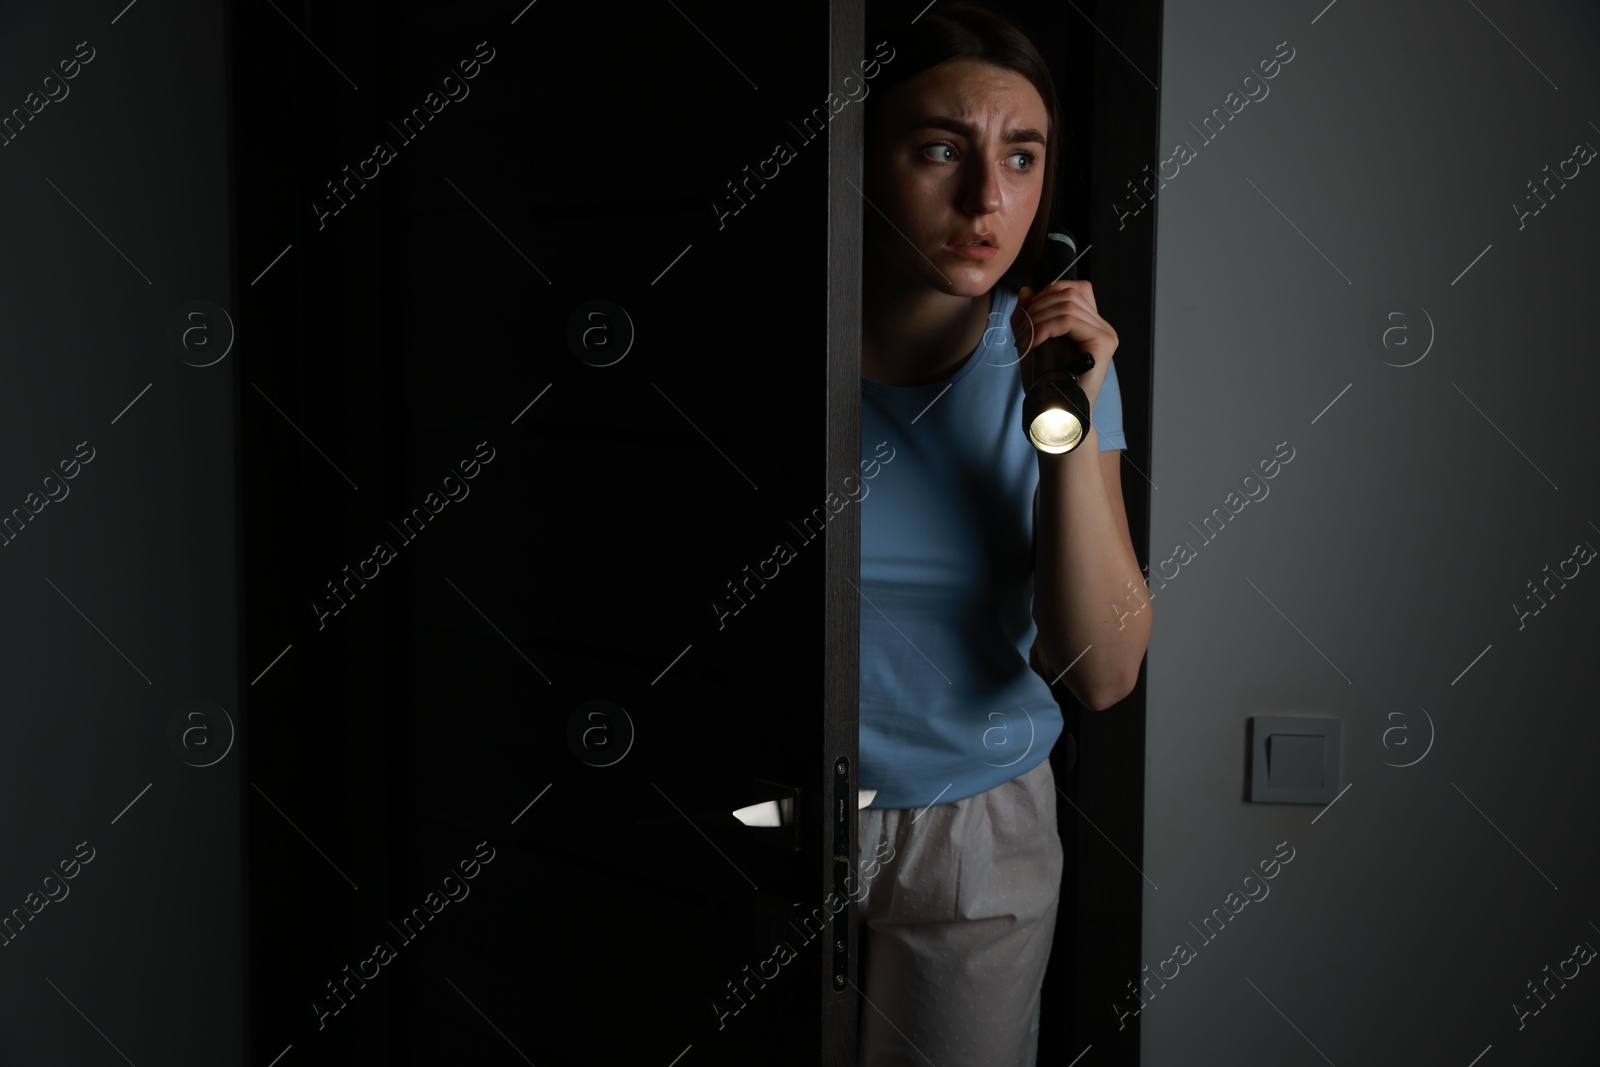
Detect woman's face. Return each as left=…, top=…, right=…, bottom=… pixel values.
left=865, top=58, right=1049, bottom=297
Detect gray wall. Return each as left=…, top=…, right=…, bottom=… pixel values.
left=1135, top=1, right=1600, bottom=1062
left=0, top=4, right=242, bottom=1064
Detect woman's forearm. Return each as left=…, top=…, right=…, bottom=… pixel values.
left=1032, top=425, right=1152, bottom=710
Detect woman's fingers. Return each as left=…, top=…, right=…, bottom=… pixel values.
left=1027, top=305, right=1113, bottom=352
left=1026, top=288, right=1094, bottom=317
left=1024, top=280, right=1098, bottom=317
left=1026, top=294, right=1111, bottom=337
left=1014, top=285, right=1111, bottom=353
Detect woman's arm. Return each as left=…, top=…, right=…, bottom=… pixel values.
left=1032, top=429, right=1152, bottom=711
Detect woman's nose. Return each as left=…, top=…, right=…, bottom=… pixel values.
left=961, top=160, right=1003, bottom=215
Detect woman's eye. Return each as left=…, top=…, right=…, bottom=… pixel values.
left=921, top=143, right=1039, bottom=171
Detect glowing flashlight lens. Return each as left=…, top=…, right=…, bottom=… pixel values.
left=1029, top=410, right=1082, bottom=454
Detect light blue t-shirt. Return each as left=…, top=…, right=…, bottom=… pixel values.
left=859, top=283, right=1125, bottom=810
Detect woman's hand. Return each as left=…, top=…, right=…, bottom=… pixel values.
left=1010, top=280, right=1119, bottom=410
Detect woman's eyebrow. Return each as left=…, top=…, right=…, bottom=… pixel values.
left=909, top=116, right=1046, bottom=145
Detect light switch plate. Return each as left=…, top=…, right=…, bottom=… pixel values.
left=1249, top=715, right=1340, bottom=803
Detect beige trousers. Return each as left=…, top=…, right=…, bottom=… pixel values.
left=855, top=757, right=1065, bottom=1067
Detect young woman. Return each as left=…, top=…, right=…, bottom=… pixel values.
left=855, top=5, right=1153, bottom=1064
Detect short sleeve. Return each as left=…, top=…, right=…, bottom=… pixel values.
left=1095, top=357, right=1127, bottom=451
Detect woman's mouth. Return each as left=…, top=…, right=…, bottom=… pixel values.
left=946, top=241, right=998, bottom=260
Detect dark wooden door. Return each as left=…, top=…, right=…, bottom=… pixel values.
left=237, top=2, right=865, bottom=1064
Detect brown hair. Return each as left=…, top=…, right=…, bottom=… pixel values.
left=864, top=2, right=1063, bottom=293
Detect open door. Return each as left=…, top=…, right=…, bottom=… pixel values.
left=237, top=1, right=866, bottom=1064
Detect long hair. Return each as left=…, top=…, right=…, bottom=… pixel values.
left=863, top=3, right=1063, bottom=293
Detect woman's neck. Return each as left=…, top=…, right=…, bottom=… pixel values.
left=861, top=246, right=993, bottom=388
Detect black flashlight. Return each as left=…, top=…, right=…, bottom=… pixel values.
left=1021, top=231, right=1095, bottom=454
